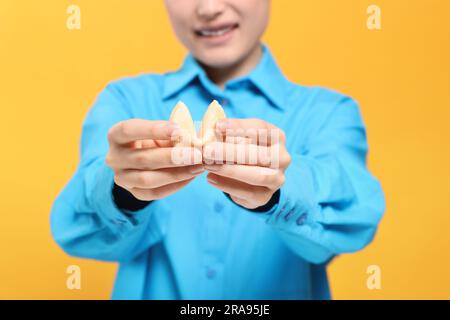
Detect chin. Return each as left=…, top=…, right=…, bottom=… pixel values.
left=199, top=56, right=239, bottom=69
left=193, top=46, right=246, bottom=69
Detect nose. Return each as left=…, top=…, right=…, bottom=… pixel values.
left=196, top=0, right=225, bottom=20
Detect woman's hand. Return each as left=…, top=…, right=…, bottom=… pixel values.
left=106, top=119, right=204, bottom=201
left=203, top=118, right=291, bottom=210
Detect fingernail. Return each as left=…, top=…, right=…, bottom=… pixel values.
left=204, top=164, right=221, bottom=172
left=190, top=166, right=205, bottom=174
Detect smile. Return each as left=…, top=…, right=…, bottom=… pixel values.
left=196, top=24, right=238, bottom=37
left=194, top=23, right=239, bottom=43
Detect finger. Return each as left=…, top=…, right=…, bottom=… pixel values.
left=108, top=119, right=181, bottom=146
left=203, top=164, right=283, bottom=190
left=154, top=139, right=175, bottom=148
left=215, top=118, right=286, bottom=145
left=112, top=146, right=202, bottom=170
left=224, top=136, right=253, bottom=144
left=129, top=177, right=195, bottom=201
left=115, top=165, right=205, bottom=189
left=134, top=139, right=174, bottom=149
left=202, top=141, right=283, bottom=168
left=206, top=173, right=271, bottom=204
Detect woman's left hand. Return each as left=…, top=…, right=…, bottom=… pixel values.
left=203, top=118, right=291, bottom=210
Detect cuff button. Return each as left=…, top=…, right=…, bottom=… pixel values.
left=284, top=208, right=295, bottom=221
left=296, top=212, right=307, bottom=226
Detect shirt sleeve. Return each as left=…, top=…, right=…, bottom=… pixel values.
left=260, top=97, right=385, bottom=264
left=50, top=82, right=168, bottom=263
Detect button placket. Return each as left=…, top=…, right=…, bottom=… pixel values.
left=199, top=195, right=229, bottom=297
left=205, top=266, right=217, bottom=280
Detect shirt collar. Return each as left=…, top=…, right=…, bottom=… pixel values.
left=162, top=53, right=200, bottom=100
left=162, top=44, right=291, bottom=110
left=246, top=44, right=291, bottom=110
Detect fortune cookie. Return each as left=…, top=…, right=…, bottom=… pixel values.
left=169, top=100, right=226, bottom=148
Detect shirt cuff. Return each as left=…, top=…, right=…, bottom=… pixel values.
left=85, top=161, right=160, bottom=235
left=265, top=155, right=322, bottom=234
left=112, top=182, right=153, bottom=213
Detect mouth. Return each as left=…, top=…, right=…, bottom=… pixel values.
left=194, top=23, right=239, bottom=44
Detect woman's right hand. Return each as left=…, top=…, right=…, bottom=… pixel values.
left=106, top=119, right=204, bottom=201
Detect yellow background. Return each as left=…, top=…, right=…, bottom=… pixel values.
left=1, top=0, right=449, bottom=299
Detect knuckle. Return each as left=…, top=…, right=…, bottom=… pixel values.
left=119, top=121, right=133, bottom=139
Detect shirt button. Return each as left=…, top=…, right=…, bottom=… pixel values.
left=221, top=99, right=229, bottom=107
left=296, top=212, right=308, bottom=225
left=206, top=267, right=216, bottom=279
left=214, top=201, right=224, bottom=213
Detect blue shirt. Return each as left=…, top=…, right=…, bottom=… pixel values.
left=50, top=45, right=385, bottom=300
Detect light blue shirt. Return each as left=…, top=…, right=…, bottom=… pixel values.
left=50, top=45, right=385, bottom=300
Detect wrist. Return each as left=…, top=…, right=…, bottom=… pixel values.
left=224, top=189, right=280, bottom=213
left=112, top=182, right=153, bottom=213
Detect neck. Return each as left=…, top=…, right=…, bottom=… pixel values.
left=201, top=44, right=263, bottom=89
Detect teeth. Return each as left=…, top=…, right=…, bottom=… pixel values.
left=199, top=26, right=233, bottom=37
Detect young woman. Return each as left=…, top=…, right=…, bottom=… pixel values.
left=51, top=0, right=385, bottom=299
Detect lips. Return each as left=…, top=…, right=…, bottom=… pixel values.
left=194, top=23, right=239, bottom=38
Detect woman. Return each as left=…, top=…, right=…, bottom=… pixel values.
left=51, top=0, right=385, bottom=299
